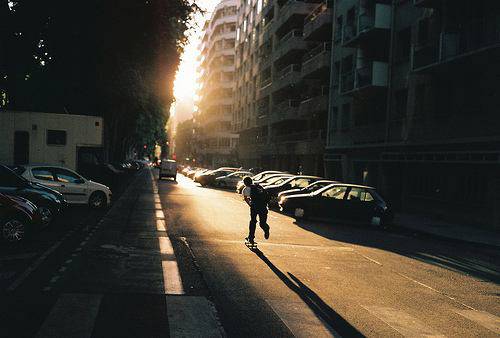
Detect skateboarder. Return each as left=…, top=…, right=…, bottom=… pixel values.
left=242, top=176, right=270, bottom=244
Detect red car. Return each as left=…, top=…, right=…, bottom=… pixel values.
left=0, top=193, right=41, bottom=242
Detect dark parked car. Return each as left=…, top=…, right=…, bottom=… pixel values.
left=279, top=183, right=393, bottom=226
left=277, top=180, right=338, bottom=203
left=264, top=176, right=322, bottom=206
left=196, top=168, right=238, bottom=186
left=0, top=164, right=66, bottom=226
left=0, top=193, right=41, bottom=242
left=236, top=171, right=285, bottom=193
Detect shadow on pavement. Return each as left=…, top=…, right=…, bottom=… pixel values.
left=251, top=247, right=363, bottom=337
left=292, top=219, right=500, bottom=283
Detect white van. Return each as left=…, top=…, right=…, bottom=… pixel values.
left=159, top=160, right=177, bottom=180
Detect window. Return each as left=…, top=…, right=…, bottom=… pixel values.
left=47, top=130, right=67, bottom=146
left=321, top=186, right=347, bottom=199
left=347, top=188, right=374, bottom=202
left=53, top=168, right=82, bottom=184
left=291, top=178, right=310, bottom=188
left=32, top=168, right=55, bottom=181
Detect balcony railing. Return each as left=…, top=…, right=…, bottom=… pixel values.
left=277, top=63, right=301, bottom=79
left=273, top=99, right=300, bottom=118
left=412, top=17, right=500, bottom=71
left=303, top=42, right=332, bottom=63
left=340, top=61, right=388, bottom=94
left=303, top=1, right=333, bottom=40
left=342, top=4, right=392, bottom=47
left=276, top=0, right=318, bottom=32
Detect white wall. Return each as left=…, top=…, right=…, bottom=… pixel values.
left=0, top=111, right=103, bottom=170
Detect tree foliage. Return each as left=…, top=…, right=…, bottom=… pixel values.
left=0, top=0, right=198, bottom=160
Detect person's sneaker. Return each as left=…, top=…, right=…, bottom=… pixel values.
left=245, top=236, right=255, bottom=244
left=264, top=228, right=270, bottom=240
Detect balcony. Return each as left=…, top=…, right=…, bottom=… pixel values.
left=270, top=99, right=301, bottom=123
left=259, top=76, right=273, bottom=98
left=273, top=64, right=302, bottom=92
left=275, top=0, right=318, bottom=35
left=261, top=19, right=274, bottom=44
left=266, top=130, right=325, bottom=155
left=303, top=1, right=333, bottom=41
left=342, top=3, right=392, bottom=48
left=411, top=17, right=500, bottom=72
left=413, top=0, right=441, bottom=8
left=299, top=88, right=329, bottom=117
left=274, top=29, right=308, bottom=63
left=341, top=61, right=388, bottom=95
left=301, top=43, right=331, bottom=79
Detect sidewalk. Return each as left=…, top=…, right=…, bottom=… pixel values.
left=395, top=213, right=500, bottom=248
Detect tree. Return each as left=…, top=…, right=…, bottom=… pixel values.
left=0, top=0, right=199, bottom=160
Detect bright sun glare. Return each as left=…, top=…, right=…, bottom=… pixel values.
left=173, top=1, right=218, bottom=118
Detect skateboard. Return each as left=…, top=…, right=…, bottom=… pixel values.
left=244, top=239, right=258, bottom=250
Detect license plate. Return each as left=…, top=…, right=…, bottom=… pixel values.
left=371, top=216, right=381, bottom=226
left=294, top=208, right=304, bottom=217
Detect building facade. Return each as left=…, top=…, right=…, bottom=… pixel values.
left=197, top=0, right=240, bottom=168
left=325, top=0, right=500, bottom=228
left=235, top=0, right=333, bottom=175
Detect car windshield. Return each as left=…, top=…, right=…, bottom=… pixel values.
left=0, top=165, right=28, bottom=186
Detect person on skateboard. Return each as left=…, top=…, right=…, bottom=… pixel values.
left=242, top=176, right=270, bottom=245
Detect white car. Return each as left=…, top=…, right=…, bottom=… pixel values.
left=215, top=171, right=252, bottom=189
left=20, top=165, right=112, bottom=208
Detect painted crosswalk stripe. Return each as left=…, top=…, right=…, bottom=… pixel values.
left=166, top=295, right=224, bottom=337
left=362, top=305, right=444, bottom=337
left=36, top=293, right=102, bottom=338
left=455, top=309, right=500, bottom=335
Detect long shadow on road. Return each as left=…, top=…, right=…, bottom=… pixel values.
left=292, top=219, right=500, bottom=284
left=251, top=247, right=363, bottom=337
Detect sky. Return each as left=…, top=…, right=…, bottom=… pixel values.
left=171, top=0, right=219, bottom=125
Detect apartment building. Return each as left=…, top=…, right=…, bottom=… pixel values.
left=325, top=0, right=500, bottom=227
left=197, top=0, right=240, bottom=168
left=235, top=0, right=333, bottom=175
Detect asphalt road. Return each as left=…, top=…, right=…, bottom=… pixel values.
left=0, top=169, right=498, bottom=337
left=162, top=173, right=500, bottom=337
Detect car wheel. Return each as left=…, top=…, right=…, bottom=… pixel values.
left=294, top=207, right=308, bottom=219
left=89, top=191, right=107, bottom=209
left=2, top=217, right=27, bottom=242
left=37, top=205, right=54, bottom=226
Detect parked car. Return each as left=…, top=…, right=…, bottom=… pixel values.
left=18, top=165, right=112, bottom=209
left=264, top=176, right=322, bottom=206
left=192, top=168, right=209, bottom=181
left=196, top=168, right=238, bottom=186
left=1, top=165, right=65, bottom=226
left=277, top=180, right=338, bottom=202
left=215, top=171, right=252, bottom=189
left=236, top=171, right=288, bottom=193
left=279, top=183, right=393, bottom=226
left=159, top=159, right=177, bottom=180
left=259, top=174, right=295, bottom=187
left=0, top=193, right=41, bottom=242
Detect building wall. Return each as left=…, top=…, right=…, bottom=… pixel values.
left=325, top=0, right=500, bottom=228
left=235, top=0, right=332, bottom=175
left=197, top=0, right=240, bottom=168
left=0, top=111, right=103, bottom=170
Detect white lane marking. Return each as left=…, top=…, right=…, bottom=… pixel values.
left=35, top=293, right=102, bottom=338
left=166, top=296, right=224, bottom=338
left=455, top=309, right=500, bottom=335
left=357, top=253, right=382, bottom=266
left=155, top=202, right=162, bottom=209
left=156, top=210, right=165, bottom=219
left=156, top=219, right=166, bottom=231
left=397, top=273, right=476, bottom=311
left=159, top=237, right=174, bottom=255
left=362, top=305, right=445, bottom=337
left=7, top=239, right=64, bottom=291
